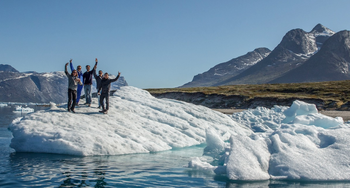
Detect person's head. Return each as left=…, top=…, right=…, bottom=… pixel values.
left=86, top=65, right=90, bottom=71
left=99, top=70, right=103, bottom=76
left=104, top=72, right=109, bottom=79
left=77, top=65, right=82, bottom=72
left=71, top=70, right=78, bottom=77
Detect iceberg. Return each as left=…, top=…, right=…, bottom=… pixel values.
left=190, top=100, right=350, bottom=181
left=8, top=86, right=250, bottom=156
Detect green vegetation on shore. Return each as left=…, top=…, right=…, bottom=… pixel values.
left=146, top=80, right=350, bottom=109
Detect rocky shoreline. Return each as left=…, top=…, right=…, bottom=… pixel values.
left=150, top=92, right=348, bottom=110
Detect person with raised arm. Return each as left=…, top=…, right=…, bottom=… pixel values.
left=83, top=58, right=98, bottom=107
left=97, top=71, right=121, bottom=114
left=65, top=62, right=82, bottom=113
left=69, top=59, right=84, bottom=106
left=93, top=58, right=103, bottom=108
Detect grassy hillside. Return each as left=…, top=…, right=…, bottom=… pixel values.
left=146, top=80, right=350, bottom=109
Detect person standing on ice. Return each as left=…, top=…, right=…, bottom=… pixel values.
left=82, top=59, right=98, bottom=107
left=93, top=58, right=103, bottom=108
left=69, top=59, right=83, bottom=106
left=65, top=62, right=82, bottom=113
left=98, top=72, right=121, bottom=114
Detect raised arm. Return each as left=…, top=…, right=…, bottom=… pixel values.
left=110, top=72, right=121, bottom=82
left=65, top=63, right=69, bottom=76
left=93, top=58, right=99, bottom=77
left=69, top=59, right=75, bottom=72
left=93, top=68, right=98, bottom=79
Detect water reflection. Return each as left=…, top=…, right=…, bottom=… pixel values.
left=8, top=151, right=350, bottom=188
left=7, top=146, right=219, bottom=187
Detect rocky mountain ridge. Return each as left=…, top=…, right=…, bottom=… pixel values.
left=181, top=24, right=339, bottom=87
left=181, top=47, right=271, bottom=87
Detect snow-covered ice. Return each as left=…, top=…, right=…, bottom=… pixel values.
left=0, top=103, right=7, bottom=107
left=9, top=86, right=249, bottom=156
left=12, top=105, right=34, bottom=113
left=190, top=100, right=350, bottom=181
left=8, top=87, right=350, bottom=181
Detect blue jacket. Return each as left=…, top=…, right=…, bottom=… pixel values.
left=69, top=62, right=83, bottom=81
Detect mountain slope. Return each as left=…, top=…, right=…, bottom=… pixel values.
left=180, top=48, right=271, bottom=88
left=215, top=24, right=335, bottom=85
left=0, top=66, right=128, bottom=103
left=0, top=64, right=19, bottom=72
left=270, top=30, right=350, bottom=83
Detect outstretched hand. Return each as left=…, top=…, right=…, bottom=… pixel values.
left=65, top=62, right=69, bottom=66
left=70, top=59, right=72, bottom=63
left=95, top=58, right=98, bottom=63
left=118, top=72, right=121, bottom=76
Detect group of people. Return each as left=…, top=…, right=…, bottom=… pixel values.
left=64, top=58, right=121, bottom=114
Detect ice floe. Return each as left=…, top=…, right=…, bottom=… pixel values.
left=190, top=100, right=350, bottom=181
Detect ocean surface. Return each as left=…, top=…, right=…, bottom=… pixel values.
left=1, top=104, right=350, bottom=187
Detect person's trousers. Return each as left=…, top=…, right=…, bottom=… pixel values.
left=76, top=84, right=83, bottom=104
left=97, top=90, right=102, bottom=107
left=68, top=89, right=77, bottom=111
left=100, top=93, right=109, bottom=111
left=84, top=84, right=92, bottom=104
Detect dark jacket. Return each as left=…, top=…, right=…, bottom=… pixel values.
left=98, top=75, right=120, bottom=95
left=83, top=70, right=94, bottom=85
left=93, top=69, right=103, bottom=90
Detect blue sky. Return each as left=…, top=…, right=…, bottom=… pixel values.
left=1, top=0, right=349, bottom=88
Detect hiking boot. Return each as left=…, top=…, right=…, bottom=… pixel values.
left=68, top=109, right=71, bottom=112
left=103, top=110, right=108, bottom=114
left=71, top=110, right=75, bottom=113
left=99, top=110, right=105, bottom=113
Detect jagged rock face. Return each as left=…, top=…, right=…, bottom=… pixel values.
left=0, top=69, right=129, bottom=103
left=279, top=29, right=318, bottom=55
left=271, top=30, right=350, bottom=83
left=180, top=48, right=271, bottom=88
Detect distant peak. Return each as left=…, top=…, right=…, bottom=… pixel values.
left=0, top=64, right=19, bottom=72
left=311, top=24, right=335, bottom=35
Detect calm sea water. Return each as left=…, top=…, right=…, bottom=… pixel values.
left=1, top=105, right=350, bottom=187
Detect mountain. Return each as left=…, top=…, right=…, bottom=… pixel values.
left=181, top=24, right=336, bottom=87
left=270, top=30, right=350, bottom=83
left=180, top=48, right=271, bottom=88
left=0, top=71, right=67, bottom=103
left=215, top=24, right=335, bottom=85
left=0, top=64, right=19, bottom=72
left=0, top=66, right=128, bottom=103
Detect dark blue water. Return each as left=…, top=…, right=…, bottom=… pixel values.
left=1, top=105, right=350, bottom=187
